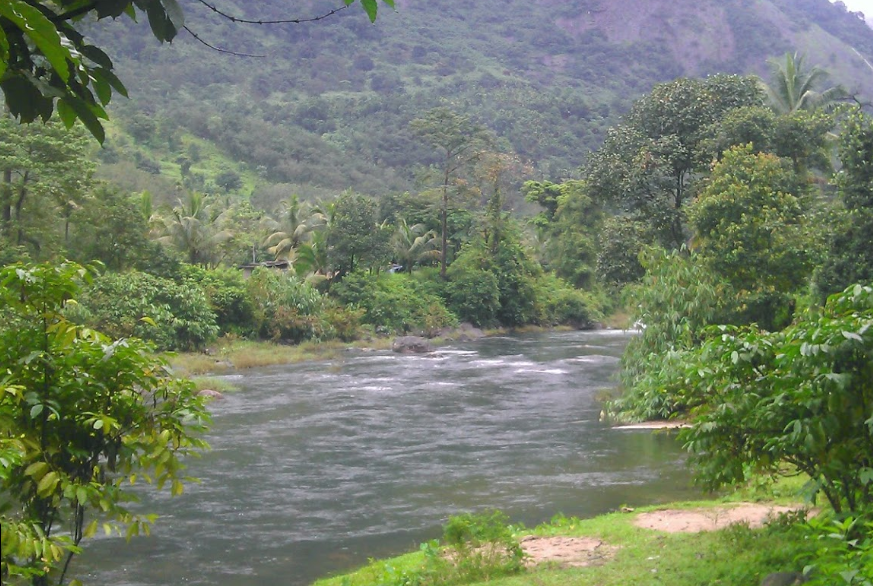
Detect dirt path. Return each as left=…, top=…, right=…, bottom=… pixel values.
left=522, top=503, right=802, bottom=567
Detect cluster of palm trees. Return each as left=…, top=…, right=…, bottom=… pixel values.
left=147, top=190, right=440, bottom=278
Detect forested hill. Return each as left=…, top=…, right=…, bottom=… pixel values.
left=91, top=0, right=873, bottom=207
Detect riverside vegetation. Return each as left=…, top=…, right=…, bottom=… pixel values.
left=3, top=1, right=873, bottom=584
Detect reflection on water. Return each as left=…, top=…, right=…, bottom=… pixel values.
left=77, top=330, right=697, bottom=586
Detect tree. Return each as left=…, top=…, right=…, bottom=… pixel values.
left=678, top=283, right=873, bottom=516
left=326, top=191, right=390, bottom=279
left=523, top=179, right=602, bottom=289
left=0, top=262, right=210, bottom=585
left=390, top=218, right=438, bottom=273
left=0, top=117, right=93, bottom=256
left=155, top=191, right=232, bottom=267
left=585, top=75, right=763, bottom=249
left=262, top=194, right=325, bottom=263
left=0, top=0, right=394, bottom=141
left=761, top=52, right=847, bottom=114
left=815, top=110, right=873, bottom=299
left=688, top=145, right=818, bottom=329
left=410, top=107, right=492, bottom=278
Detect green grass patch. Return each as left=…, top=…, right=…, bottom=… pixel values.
left=314, top=492, right=820, bottom=586
left=166, top=337, right=394, bottom=376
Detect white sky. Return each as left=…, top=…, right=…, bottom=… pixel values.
left=834, top=0, right=873, bottom=17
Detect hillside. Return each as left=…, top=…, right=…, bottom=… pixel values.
left=89, top=0, right=873, bottom=208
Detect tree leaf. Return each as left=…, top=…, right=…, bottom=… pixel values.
left=360, top=0, right=378, bottom=22
left=57, top=99, right=78, bottom=129
left=161, top=0, right=185, bottom=31
left=36, top=471, right=59, bottom=497
left=0, top=0, right=72, bottom=82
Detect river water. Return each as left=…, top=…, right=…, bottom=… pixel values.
left=77, top=330, right=697, bottom=586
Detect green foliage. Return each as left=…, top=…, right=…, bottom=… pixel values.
left=67, top=185, right=153, bottom=271
left=534, top=273, right=597, bottom=328
left=0, top=117, right=94, bottom=259
left=0, top=261, right=209, bottom=584
left=327, top=191, right=391, bottom=278
left=585, top=74, right=764, bottom=249
left=245, top=268, right=334, bottom=343
left=762, top=52, right=846, bottom=115
left=524, top=180, right=602, bottom=289
left=800, top=515, right=873, bottom=585
left=445, top=227, right=544, bottom=329
left=332, top=272, right=456, bottom=335
left=596, top=216, right=651, bottom=294
left=0, top=0, right=391, bottom=141
left=689, top=145, right=818, bottom=330
left=182, top=265, right=254, bottom=336
left=439, top=510, right=526, bottom=582
left=72, top=270, right=219, bottom=351
left=816, top=111, right=873, bottom=299
left=610, top=248, right=726, bottom=420
left=444, top=256, right=501, bottom=328
left=676, top=284, right=873, bottom=515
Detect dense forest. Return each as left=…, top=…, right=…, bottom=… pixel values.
left=3, top=0, right=873, bottom=584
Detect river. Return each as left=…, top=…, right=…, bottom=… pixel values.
left=77, top=330, right=697, bottom=586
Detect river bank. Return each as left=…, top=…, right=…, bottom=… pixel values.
left=312, top=482, right=815, bottom=586
left=165, top=324, right=593, bottom=380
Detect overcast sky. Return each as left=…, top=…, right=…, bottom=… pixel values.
left=835, top=0, right=873, bottom=17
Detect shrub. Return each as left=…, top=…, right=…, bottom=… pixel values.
left=332, top=272, right=456, bottom=335
left=678, top=283, right=873, bottom=515
left=73, top=270, right=218, bottom=351
left=535, top=273, right=597, bottom=328
left=245, top=268, right=331, bottom=343
left=183, top=265, right=254, bottom=336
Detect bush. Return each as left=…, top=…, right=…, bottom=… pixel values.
left=73, top=270, right=218, bottom=351
left=444, top=268, right=501, bottom=328
left=183, top=265, right=254, bottom=336
left=441, top=510, right=526, bottom=582
left=535, top=273, right=598, bottom=328
left=332, top=272, right=456, bottom=335
left=678, top=283, right=873, bottom=516
left=245, top=268, right=332, bottom=343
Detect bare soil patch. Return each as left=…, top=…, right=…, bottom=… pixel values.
left=520, top=535, right=618, bottom=568
left=633, top=503, right=802, bottom=533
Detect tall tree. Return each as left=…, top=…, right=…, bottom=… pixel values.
left=326, top=191, right=390, bottom=279
left=410, top=107, right=492, bottom=278
left=155, top=191, right=232, bottom=267
left=0, top=117, right=93, bottom=257
left=761, top=52, right=846, bottom=114
left=585, top=75, right=763, bottom=249
left=815, top=110, right=873, bottom=298
left=688, top=145, right=817, bottom=329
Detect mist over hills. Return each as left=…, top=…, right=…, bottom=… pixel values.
left=91, top=0, right=873, bottom=208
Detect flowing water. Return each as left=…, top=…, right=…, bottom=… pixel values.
left=77, top=330, right=697, bottom=586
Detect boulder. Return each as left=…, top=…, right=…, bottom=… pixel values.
left=392, top=336, right=433, bottom=354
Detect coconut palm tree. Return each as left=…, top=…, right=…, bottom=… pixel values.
left=156, top=191, right=232, bottom=267
left=762, top=52, right=846, bottom=114
left=262, top=194, right=325, bottom=261
left=391, top=218, right=439, bottom=273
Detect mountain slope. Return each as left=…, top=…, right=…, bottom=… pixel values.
left=89, top=0, right=873, bottom=207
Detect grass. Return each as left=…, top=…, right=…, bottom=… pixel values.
left=313, top=493, right=819, bottom=586
left=166, top=336, right=394, bottom=377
